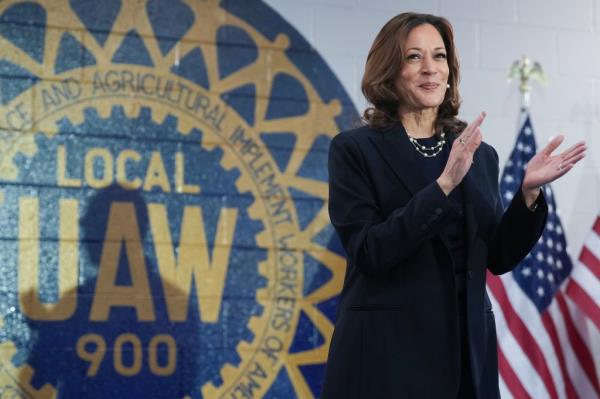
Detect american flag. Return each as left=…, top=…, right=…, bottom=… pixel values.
left=486, top=111, right=600, bottom=399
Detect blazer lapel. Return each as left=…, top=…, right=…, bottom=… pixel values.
left=368, top=123, right=431, bottom=195
left=369, top=125, right=487, bottom=251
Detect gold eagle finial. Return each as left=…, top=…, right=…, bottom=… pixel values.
left=508, top=56, right=546, bottom=109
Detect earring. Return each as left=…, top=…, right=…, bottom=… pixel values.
left=446, top=83, right=450, bottom=89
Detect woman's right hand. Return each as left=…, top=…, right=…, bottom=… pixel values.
left=437, top=111, right=486, bottom=195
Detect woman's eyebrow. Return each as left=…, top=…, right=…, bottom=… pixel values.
left=406, top=46, right=446, bottom=51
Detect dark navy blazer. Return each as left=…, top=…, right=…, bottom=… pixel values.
left=321, top=123, right=547, bottom=399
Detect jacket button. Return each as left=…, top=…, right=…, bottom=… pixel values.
left=421, top=223, right=428, bottom=231
left=435, top=208, right=443, bottom=215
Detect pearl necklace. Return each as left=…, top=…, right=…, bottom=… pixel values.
left=407, top=132, right=446, bottom=158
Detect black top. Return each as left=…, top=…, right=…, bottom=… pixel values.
left=413, top=134, right=474, bottom=396
left=412, top=135, right=468, bottom=289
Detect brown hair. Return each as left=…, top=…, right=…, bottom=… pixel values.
left=361, top=12, right=466, bottom=134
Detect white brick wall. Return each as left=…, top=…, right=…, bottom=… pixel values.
left=265, top=0, right=600, bottom=257
left=440, top=0, right=517, bottom=23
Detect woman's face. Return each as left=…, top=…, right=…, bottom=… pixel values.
left=395, top=23, right=449, bottom=112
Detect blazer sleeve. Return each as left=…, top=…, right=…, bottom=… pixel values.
left=328, top=133, right=457, bottom=277
left=486, top=148, right=548, bottom=275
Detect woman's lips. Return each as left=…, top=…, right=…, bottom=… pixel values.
left=419, top=82, right=440, bottom=90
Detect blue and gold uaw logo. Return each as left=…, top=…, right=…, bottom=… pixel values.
left=0, top=0, right=357, bottom=398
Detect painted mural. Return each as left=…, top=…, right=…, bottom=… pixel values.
left=0, top=0, right=358, bottom=397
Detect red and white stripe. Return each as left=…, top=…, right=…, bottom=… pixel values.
left=488, top=215, right=600, bottom=399
left=566, top=217, right=600, bottom=329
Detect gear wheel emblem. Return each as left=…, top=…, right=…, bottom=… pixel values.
left=0, top=0, right=357, bottom=397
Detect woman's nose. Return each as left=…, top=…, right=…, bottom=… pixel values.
left=421, top=56, right=436, bottom=74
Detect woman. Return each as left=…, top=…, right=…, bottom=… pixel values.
left=321, top=12, right=586, bottom=399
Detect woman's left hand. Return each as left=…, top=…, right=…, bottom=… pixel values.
left=521, top=135, right=587, bottom=206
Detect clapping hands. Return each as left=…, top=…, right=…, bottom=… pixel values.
left=436, top=111, right=587, bottom=205
left=521, top=135, right=587, bottom=206
left=437, top=112, right=486, bottom=195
